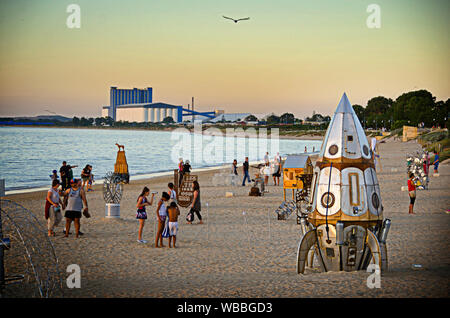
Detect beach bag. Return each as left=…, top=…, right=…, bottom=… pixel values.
left=162, top=219, right=170, bottom=238
left=186, top=209, right=194, bottom=222
left=249, top=186, right=261, bottom=196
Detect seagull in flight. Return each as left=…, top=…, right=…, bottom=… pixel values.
left=223, top=16, right=250, bottom=23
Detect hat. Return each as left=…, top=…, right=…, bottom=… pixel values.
left=52, top=170, right=57, bottom=173
left=70, top=179, right=76, bottom=184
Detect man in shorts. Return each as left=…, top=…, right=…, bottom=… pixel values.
left=167, top=202, right=180, bottom=248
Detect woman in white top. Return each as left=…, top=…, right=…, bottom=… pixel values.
left=46, top=179, right=63, bottom=236
left=263, top=163, right=272, bottom=186
left=155, top=192, right=170, bottom=248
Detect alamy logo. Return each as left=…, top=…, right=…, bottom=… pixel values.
left=66, top=4, right=81, bottom=29
left=366, top=264, right=381, bottom=288
left=66, top=264, right=81, bottom=288
left=366, top=4, right=381, bottom=29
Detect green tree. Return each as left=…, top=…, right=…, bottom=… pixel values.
left=244, top=114, right=258, bottom=122
left=393, top=90, right=435, bottom=127
left=266, top=115, right=280, bottom=124
left=280, top=113, right=295, bottom=124
left=72, top=116, right=80, bottom=126
left=352, top=104, right=365, bottom=123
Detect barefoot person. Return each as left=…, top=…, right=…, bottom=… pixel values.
left=187, top=181, right=203, bottom=224
left=64, top=179, right=88, bottom=238
left=167, top=202, right=180, bottom=248
left=136, top=186, right=155, bottom=243
left=155, top=192, right=170, bottom=248
left=81, top=165, right=91, bottom=191
left=45, top=179, right=63, bottom=237
left=408, top=172, right=416, bottom=214
left=168, top=182, right=177, bottom=204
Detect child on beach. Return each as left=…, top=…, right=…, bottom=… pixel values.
left=433, top=152, right=439, bottom=173
left=136, top=187, right=155, bottom=243
left=167, top=202, right=180, bottom=248
left=407, top=172, right=416, bottom=215
left=155, top=192, right=171, bottom=247
left=50, top=170, right=59, bottom=182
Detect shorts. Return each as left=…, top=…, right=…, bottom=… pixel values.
left=409, top=196, right=416, bottom=205
left=65, top=210, right=82, bottom=219
left=158, top=215, right=167, bottom=222
left=82, top=176, right=89, bottom=181
left=168, top=222, right=178, bottom=236
left=136, top=211, right=147, bottom=220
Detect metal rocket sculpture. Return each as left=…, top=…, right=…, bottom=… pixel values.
left=296, top=93, right=391, bottom=273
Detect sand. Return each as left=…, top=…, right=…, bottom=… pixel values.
left=3, top=138, right=449, bottom=297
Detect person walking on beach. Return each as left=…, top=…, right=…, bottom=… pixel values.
left=45, top=179, right=63, bottom=237
left=187, top=181, right=202, bottom=224
left=408, top=172, right=416, bottom=215
left=231, top=159, right=238, bottom=176
left=272, top=160, right=281, bottom=186
left=63, top=179, right=88, bottom=238
left=264, top=152, right=270, bottom=164
left=81, top=165, right=91, bottom=191
left=167, top=202, right=180, bottom=248
left=178, top=158, right=184, bottom=187
left=242, top=157, right=251, bottom=186
left=262, top=162, right=271, bottom=186
left=155, top=192, right=170, bottom=248
left=136, top=186, right=155, bottom=243
left=433, top=152, right=439, bottom=173
left=87, top=165, right=94, bottom=192
left=168, top=182, right=177, bottom=204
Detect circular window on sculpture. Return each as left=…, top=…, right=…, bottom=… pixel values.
left=321, top=192, right=335, bottom=209
left=372, top=192, right=380, bottom=209
left=328, top=145, right=338, bottom=156
left=363, top=145, right=369, bottom=156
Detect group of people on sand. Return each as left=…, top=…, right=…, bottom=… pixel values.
left=45, top=161, right=92, bottom=237
left=135, top=180, right=202, bottom=248
left=231, top=152, right=282, bottom=187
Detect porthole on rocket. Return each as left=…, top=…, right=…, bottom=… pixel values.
left=328, top=144, right=338, bottom=155
left=321, top=192, right=335, bottom=208
left=363, top=145, right=369, bottom=156
left=372, top=192, right=380, bottom=209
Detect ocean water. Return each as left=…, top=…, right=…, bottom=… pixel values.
left=0, top=127, right=322, bottom=191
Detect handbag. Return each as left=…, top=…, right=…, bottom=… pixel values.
left=186, top=209, right=194, bottom=222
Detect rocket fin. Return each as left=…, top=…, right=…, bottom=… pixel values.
left=296, top=230, right=326, bottom=274
left=365, top=230, right=382, bottom=271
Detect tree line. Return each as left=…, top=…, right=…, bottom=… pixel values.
left=352, top=89, right=449, bottom=130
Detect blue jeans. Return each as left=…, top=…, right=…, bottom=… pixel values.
left=242, top=171, right=251, bottom=185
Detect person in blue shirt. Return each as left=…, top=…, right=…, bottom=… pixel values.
left=433, top=152, right=439, bottom=173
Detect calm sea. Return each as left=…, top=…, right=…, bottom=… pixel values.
left=0, top=127, right=322, bottom=191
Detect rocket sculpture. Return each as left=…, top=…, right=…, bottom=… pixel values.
left=297, top=93, right=391, bottom=273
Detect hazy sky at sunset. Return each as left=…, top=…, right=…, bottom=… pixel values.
left=0, top=0, right=448, bottom=118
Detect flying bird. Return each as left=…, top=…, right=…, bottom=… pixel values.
left=222, top=16, right=250, bottom=23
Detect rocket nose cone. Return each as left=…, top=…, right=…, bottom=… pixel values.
left=336, top=93, right=353, bottom=114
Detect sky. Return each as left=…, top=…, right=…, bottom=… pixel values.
left=0, top=0, right=448, bottom=119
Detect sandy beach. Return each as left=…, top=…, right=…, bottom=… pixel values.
left=4, top=138, right=450, bottom=298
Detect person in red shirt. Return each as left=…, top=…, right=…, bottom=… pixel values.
left=407, top=172, right=416, bottom=214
